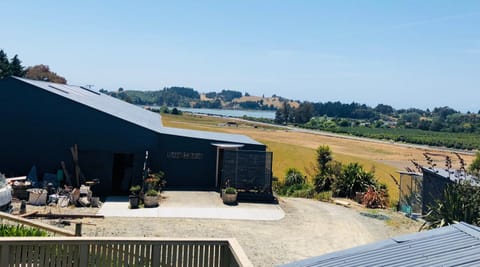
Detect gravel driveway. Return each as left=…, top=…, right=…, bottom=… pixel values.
left=70, top=197, right=420, bottom=266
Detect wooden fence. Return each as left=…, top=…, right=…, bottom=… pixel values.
left=0, top=237, right=253, bottom=267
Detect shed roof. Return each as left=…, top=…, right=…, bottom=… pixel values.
left=10, top=77, right=262, bottom=146
left=281, top=222, right=480, bottom=267
left=422, top=167, right=479, bottom=185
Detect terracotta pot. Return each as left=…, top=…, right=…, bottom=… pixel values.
left=144, top=195, right=159, bottom=208
left=222, top=190, right=238, bottom=205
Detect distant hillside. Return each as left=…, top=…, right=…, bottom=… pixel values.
left=101, top=87, right=300, bottom=110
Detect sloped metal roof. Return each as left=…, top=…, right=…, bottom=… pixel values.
left=11, top=77, right=263, bottom=146
left=422, top=167, right=479, bottom=185
left=281, top=222, right=480, bottom=267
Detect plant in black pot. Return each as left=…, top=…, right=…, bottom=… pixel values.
left=129, top=185, right=141, bottom=209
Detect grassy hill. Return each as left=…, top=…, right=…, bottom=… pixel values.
left=103, top=87, right=299, bottom=110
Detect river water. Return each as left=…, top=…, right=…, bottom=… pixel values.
left=174, top=107, right=276, bottom=119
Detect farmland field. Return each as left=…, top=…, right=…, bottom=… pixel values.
left=303, top=125, right=480, bottom=150
left=162, top=113, right=476, bottom=203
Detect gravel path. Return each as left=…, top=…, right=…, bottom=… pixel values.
left=57, top=197, right=419, bottom=266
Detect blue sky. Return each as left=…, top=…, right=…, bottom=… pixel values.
left=2, top=1, right=479, bottom=112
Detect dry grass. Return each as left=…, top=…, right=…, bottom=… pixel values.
left=162, top=113, right=475, bottom=203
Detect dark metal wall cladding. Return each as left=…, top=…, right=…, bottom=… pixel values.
left=421, top=170, right=454, bottom=214
left=0, top=79, right=158, bottom=195
left=221, top=150, right=273, bottom=192
left=0, top=78, right=267, bottom=195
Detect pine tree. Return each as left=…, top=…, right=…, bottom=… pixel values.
left=0, top=50, right=10, bottom=79
left=9, top=55, right=25, bottom=77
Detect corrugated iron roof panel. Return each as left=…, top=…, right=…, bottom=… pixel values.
left=281, top=222, right=480, bottom=267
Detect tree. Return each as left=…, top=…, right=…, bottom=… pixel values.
left=469, top=151, right=480, bottom=175
left=275, top=101, right=292, bottom=125
left=315, top=145, right=332, bottom=175
left=0, top=50, right=10, bottom=79
left=8, top=55, right=25, bottom=77
left=205, top=92, right=216, bottom=98
left=294, top=102, right=314, bottom=124
left=333, top=162, right=377, bottom=198
left=171, top=107, right=182, bottom=115
left=313, top=145, right=343, bottom=192
left=24, top=64, right=67, bottom=84
left=374, top=104, right=394, bottom=115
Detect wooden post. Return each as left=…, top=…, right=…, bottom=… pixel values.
left=75, top=223, right=82, bottom=236
left=151, top=244, right=161, bottom=266
left=19, top=200, right=26, bottom=214
left=61, top=161, right=72, bottom=186
left=79, top=243, right=89, bottom=266
left=0, top=244, right=10, bottom=266
left=0, top=211, right=75, bottom=236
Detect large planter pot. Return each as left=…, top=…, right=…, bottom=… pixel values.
left=144, top=195, right=159, bottom=208
left=129, top=195, right=139, bottom=209
left=222, top=190, right=238, bottom=205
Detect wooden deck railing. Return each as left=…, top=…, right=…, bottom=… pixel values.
left=0, top=237, right=253, bottom=267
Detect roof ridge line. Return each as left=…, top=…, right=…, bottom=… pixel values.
left=455, top=222, right=480, bottom=239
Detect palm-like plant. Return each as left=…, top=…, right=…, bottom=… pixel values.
left=333, top=163, right=377, bottom=198
left=422, top=181, right=480, bottom=229
left=284, top=168, right=305, bottom=187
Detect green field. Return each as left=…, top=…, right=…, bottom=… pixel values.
left=303, top=125, right=480, bottom=150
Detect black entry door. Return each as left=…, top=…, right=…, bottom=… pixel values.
left=112, top=153, right=134, bottom=195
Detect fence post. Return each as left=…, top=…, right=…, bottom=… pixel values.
left=219, top=243, right=232, bottom=267
left=75, top=223, right=82, bottom=236
left=79, top=243, right=89, bottom=266
left=151, top=244, right=161, bottom=267
left=0, top=244, right=10, bottom=266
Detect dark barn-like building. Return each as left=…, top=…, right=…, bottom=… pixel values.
left=0, top=77, right=272, bottom=199
left=399, top=167, right=478, bottom=215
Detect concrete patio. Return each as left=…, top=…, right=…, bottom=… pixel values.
left=97, top=191, right=285, bottom=221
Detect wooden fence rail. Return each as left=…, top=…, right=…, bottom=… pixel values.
left=0, top=237, right=253, bottom=267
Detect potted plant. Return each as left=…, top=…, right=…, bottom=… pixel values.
left=129, top=185, right=141, bottom=209
left=140, top=171, right=165, bottom=208
left=144, top=189, right=159, bottom=208
left=222, top=180, right=238, bottom=205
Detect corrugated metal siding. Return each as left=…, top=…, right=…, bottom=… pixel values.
left=282, top=223, right=480, bottom=267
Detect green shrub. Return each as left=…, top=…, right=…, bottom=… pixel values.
left=0, top=224, right=48, bottom=237
left=145, top=189, right=159, bottom=197
left=313, top=174, right=328, bottom=192
left=314, top=191, right=333, bottom=202
left=284, top=168, right=305, bottom=187
left=224, top=187, right=237, bottom=194
left=423, top=181, right=480, bottom=229
left=333, top=162, right=377, bottom=198
left=289, top=184, right=316, bottom=198
left=129, top=185, right=141, bottom=194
